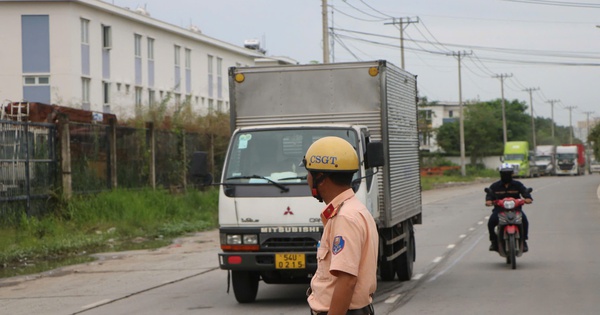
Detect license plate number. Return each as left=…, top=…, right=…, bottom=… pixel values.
left=275, top=253, right=305, bottom=269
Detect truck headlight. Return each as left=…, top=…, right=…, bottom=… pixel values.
left=225, top=234, right=258, bottom=245
left=243, top=234, right=258, bottom=244
left=227, top=234, right=242, bottom=245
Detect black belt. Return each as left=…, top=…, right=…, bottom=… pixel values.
left=311, top=304, right=374, bottom=315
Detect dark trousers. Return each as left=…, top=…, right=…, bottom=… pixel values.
left=488, top=209, right=529, bottom=242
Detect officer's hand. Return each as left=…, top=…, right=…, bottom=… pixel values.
left=524, top=198, right=532, bottom=204
left=485, top=200, right=493, bottom=207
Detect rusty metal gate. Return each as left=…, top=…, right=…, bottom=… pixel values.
left=0, top=119, right=56, bottom=222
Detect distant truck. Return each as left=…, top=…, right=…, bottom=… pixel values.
left=214, top=61, right=422, bottom=303
left=534, top=145, right=556, bottom=176
left=502, top=141, right=537, bottom=177
left=556, top=144, right=586, bottom=176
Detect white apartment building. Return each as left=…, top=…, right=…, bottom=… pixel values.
left=419, top=101, right=464, bottom=152
left=0, top=0, right=296, bottom=118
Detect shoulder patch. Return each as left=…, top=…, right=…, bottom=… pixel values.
left=332, top=236, right=345, bottom=255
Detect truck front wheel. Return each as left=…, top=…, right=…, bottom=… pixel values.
left=231, top=270, right=260, bottom=303
left=396, top=221, right=415, bottom=281
left=379, top=236, right=396, bottom=281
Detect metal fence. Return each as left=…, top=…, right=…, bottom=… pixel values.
left=0, top=119, right=212, bottom=222
left=0, top=120, right=56, bottom=223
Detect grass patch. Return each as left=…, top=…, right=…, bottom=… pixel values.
left=421, top=166, right=497, bottom=190
left=0, top=188, right=218, bottom=278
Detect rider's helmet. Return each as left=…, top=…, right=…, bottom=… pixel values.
left=303, top=136, right=359, bottom=202
left=303, top=136, right=359, bottom=173
left=499, top=163, right=514, bottom=184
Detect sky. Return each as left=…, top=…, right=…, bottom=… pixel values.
left=107, top=0, right=600, bottom=134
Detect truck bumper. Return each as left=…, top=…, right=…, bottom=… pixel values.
left=219, top=251, right=317, bottom=272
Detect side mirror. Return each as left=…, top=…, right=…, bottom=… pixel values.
left=365, top=141, right=385, bottom=168
left=190, top=151, right=213, bottom=185
left=527, top=188, right=533, bottom=193
left=499, top=156, right=504, bottom=162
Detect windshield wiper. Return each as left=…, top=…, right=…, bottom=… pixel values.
left=278, top=175, right=307, bottom=181
left=225, top=175, right=290, bottom=192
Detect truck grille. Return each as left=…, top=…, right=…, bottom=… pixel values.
left=262, top=237, right=318, bottom=250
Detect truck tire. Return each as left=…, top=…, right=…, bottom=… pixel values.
left=232, top=271, right=260, bottom=303
left=379, top=235, right=396, bottom=281
left=397, top=221, right=415, bottom=281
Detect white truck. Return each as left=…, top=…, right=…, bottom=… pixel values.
left=555, top=144, right=584, bottom=176
left=534, top=145, right=555, bottom=176
left=216, top=60, right=422, bottom=303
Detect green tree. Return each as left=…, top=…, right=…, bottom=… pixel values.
left=588, top=123, right=600, bottom=160
left=436, top=98, right=532, bottom=162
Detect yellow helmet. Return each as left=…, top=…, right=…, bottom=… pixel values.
left=304, top=136, right=359, bottom=172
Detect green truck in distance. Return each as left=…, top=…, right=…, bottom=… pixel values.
left=502, top=141, right=538, bottom=178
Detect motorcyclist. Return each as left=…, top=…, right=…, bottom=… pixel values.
left=485, top=163, right=533, bottom=252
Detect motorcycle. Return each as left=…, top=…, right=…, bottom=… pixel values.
left=484, top=187, right=532, bottom=270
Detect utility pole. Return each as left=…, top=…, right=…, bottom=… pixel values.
left=523, top=87, right=539, bottom=149
left=493, top=74, right=513, bottom=145
left=546, top=99, right=559, bottom=143
left=384, top=17, right=419, bottom=69
left=322, top=0, right=330, bottom=63
left=565, top=106, right=577, bottom=144
left=583, top=111, right=595, bottom=143
left=447, top=51, right=471, bottom=176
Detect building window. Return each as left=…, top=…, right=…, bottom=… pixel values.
left=174, top=45, right=181, bottom=66
left=185, top=48, right=191, bottom=69
left=207, top=55, right=214, bottom=97
left=103, top=81, right=110, bottom=105
left=82, top=77, right=90, bottom=103
left=134, top=34, right=142, bottom=57
left=448, top=110, right=453, bottom=118
left=147, top=37, right=154, bottom=60
left=148, top=89, right=155, bottom=107
left=81, top=18, right=89, bottom=44
left=102, top=25, right=112, bottom=49
left=208, top=99, right=214, bottom=112
left=217, top=57, right=223, bottom=99
left=217, top=100, right=223, bottom=112
left=23, top=76, right=50, bottom=85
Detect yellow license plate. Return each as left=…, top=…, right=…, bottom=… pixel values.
left=275, top=253, right=306, bottom=269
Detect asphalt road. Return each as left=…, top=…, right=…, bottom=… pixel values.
left=2, top=175, right=599, bottom=315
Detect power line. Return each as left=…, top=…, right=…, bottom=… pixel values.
left=384, top=17, right=419, bottom=69
left=501, top=0, right=600, bottom=8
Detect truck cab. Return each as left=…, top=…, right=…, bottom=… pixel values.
left=218, top=124, right=382, bottom=303
left=502, top=141, right=537, bottom=177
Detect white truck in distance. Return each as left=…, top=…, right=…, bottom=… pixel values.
left=534, top=145, right=555, bottom=176
left=215, top=61, right=422, bottom=303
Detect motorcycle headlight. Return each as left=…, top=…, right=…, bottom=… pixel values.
left=503, top=200, right=515, bottom=209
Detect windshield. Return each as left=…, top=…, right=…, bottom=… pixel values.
left=223, top=128, right=359, bottom=184
left=536, top=156, right=551, bottom=162
left=557, top=153, right=576, bottom=160
left=504, top=154, right=525, bottom=161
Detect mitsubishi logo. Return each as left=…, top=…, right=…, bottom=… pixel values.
left=284, top=207, right=294, bottom=215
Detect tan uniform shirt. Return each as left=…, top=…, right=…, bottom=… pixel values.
left=307, top=188, right=378, bottom=312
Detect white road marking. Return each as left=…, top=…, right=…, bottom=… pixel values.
left=433, top=256, right=443, bottom=263
left=429, top=233, right=486, bottom=282
left=412, top=273, right=423, bottom=280
left=447, top=244, right=455, bottom=249
left=477, top=221, right=483, bottom=225
left=597, top=184, right=600, bottom=200
left=459, top=234, right=466, bottom=238
left=385, top=294, right=402, bottom=304
left=81, top=299, right=111, bottom=310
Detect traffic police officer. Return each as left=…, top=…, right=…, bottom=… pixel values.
left=304, top=136, right=378, bottom=315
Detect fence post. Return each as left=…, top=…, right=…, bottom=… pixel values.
left=181, top=130, right=187, bottom=191
left=146, top=122, right=156, bottom=189
left=109, top=118, right=117, bottom=189
left=58, top=115, right=72, bottom=199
